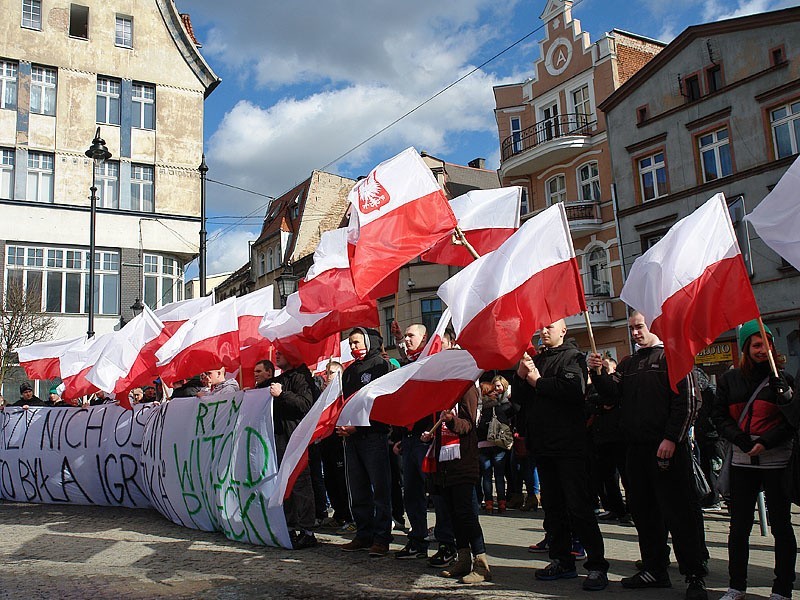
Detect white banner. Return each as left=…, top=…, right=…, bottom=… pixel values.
left=0, top=404, right=155, bottom=507
left=139, top=390, right=291, bottom=548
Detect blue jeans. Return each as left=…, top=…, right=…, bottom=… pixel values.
left=401, top=435, right=429, bottom=549
left=344, top=431, right=393, bottom=545
left=479, top=446, right=507, bottom=501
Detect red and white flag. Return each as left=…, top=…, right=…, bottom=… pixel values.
left=422, top=187, right=521, bottom=266
left=269, top=372, right=345, bottom=507
left=313, top=338, right=355, bottom=377
left=155, top=295, right=213, bottom=336
left=59, top=333, right=115, bottom=400
left=16, top=336, right=85, bottom=380
left=236, top=286, right=276, bottom=389
left=621, top=193, right=760, bottom=391
left=347, top=147, right=457, bottom=298
left=337, top=349, right=482, bottom=427
left=156, top=297, right=239, bottom=385
left=438, top=203, right=586, bottom=369
left=258, top=306, right=340, bottom=369
left=418, top=308, right=452, bottom=360
left=745, top=155, right=800, bottom=271
left=86, top=305, right=165, bottom=398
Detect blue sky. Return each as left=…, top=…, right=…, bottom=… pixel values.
left=180, top=0, right=800, bottom=277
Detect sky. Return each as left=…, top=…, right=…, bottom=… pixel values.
left=180, top=0, right=800, bottom=278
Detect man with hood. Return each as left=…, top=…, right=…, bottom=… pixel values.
left=588, top=311, right=707, bottom=600
left=337, top=327, right=392, bottom=557
left=268, top=348, right=320, bottom=549
left=12, top=382, right=44, bottom=407
left=514, top=319, right=609, bottom=591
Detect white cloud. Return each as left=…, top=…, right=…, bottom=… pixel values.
left=702, top=0, right=800, bottom=20
left=205, top=227, right=258, bottom=275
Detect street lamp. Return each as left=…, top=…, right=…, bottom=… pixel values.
left=275, top=262, right=299, bottom=307
left=84, top=127, right=112, bottom=339
left=199, top=154, right=208, bottom=297
left=130, top=298, right=145, bottom=318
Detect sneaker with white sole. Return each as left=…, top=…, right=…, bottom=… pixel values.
left=621, top=570, right=672, bottom=589
left=719, top=589, right=745, bottom=600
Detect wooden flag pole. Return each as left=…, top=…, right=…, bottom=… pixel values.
left=757, top=317, right=780, bottom=377
left=453, top=226, right=481, bottom=261
left=584, top=311, right=601, bottom=374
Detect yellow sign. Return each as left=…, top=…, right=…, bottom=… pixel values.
left=695, top=343, right=733, bottom=364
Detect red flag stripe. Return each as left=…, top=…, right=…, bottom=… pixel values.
left=422, top=227, right=517, bottom=267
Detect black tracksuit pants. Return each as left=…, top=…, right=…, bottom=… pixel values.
left=625, top=441, right=708, bottom=577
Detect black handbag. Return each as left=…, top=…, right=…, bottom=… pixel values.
left=691, top=448, right=712, bottom=500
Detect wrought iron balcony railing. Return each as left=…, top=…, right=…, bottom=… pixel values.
left=501, top=113, right=594, bottom=162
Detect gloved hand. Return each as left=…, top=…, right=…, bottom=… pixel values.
left=734, top=433, right=755, bottom=453
left=770, top=374, right=793, bottom=404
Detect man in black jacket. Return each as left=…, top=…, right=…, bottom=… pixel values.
left=588, top=311, right=707, bottom=600
left=337, top=327, right=392, bottom=557
left=265, top=349, right=320, bottom=549
left=12, top=382, right=45, bottom=407
left=514, top=319, right=609, bottom=591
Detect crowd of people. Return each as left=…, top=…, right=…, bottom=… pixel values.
left=1, top=313, right=797, bottom=600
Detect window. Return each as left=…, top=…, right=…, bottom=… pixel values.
left=96, top=77, right=120, bottom=125
left=22, top=0, right=42, bottom=30
left=420, top=298, right=442, bottom=335
left=510, top=116, right=522, bottom=153
left=578, top=161, right=601, bottom=202
left=684, top=75, right=701, bottom=102
left=638, top=152, right=667, bottom=202
left=384, top=306, right=395, bottom=349
left=572, top=84, right=592, bottom=125
left=0, top=60, right=17, bottom=109
left=642, top=232, right=665, bottom=252
left=541, top=103, right=560, bottom=141
left=267, top=248, right=274, bottom=272
left=707, top=66, right=722, bottom=93
left=771, top=101, right=800, bottom=159
left=27, top=151, right=54, bottom=203
left=96, top=161, right=119, bottom=208
left=546, top=174, right=566, bottom=205
left=132, top=83, right=155, bottom=129
left=520, top=187, right=529, bottom=216
left=637, top=106, right=649, bottom=124
left=69, top=4, right=89, bottom=39
left=30, top=66, right=56, bottom=115
left=143, top=254, right=183, bottom=309
left=698, top=127, right=732, bottom=182
left=115, top=15, right=132, bottom=48
left=587, top=246, right=610, bottom=296
left=0, top=149, right=13, bottom=199
left=5, top=245, right=119, bottom=314
left=771, top=47, right=785, bottom=66
left=130, top=164, right=154, bottom=211
left=258, top=253, right=266, bottom=276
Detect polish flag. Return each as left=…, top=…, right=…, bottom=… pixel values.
left=337, top=349, right=482, bottom=427
left=155, top=297, right=239, bottom=385
left=422, top=187, right=521, bottom=266
left=16, top=336, right=85, bottom=380
left=745, top=155, right=800, bottom=271
left=438, top=203, right=586, bottom=369
left=154, top=295, right=213, bottom=336
left=347, top=147, right=457, bottom=298
left=269, top=372, right=345, bottom=507
left=313, top=338, right=355, bottom=377
left=259, top=306, right=340, bottom=369
left=621, top=193, right=760, bottom=391
left=237, top=286, right=275, bottom=347
left=86, top=305, right=165, bottom=399
left=59, top=333, right=115, bottom=400
left=418, top=308, right=452, bottom=360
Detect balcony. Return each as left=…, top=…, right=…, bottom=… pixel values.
left=500, top=113, right=594, bottom=179
left=565, top=298, right=613, bottom=330
left=563, top=199, right=602, bottom=234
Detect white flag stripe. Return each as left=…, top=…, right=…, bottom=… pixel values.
left=450, top=187, right=521, bottom=230
left=258, top=295, right=329, bottom=341
left=745, top=155, right=800, bottom=271
left=418, top=308, right=452, bottom=359
left=155, top=297, right=238, bottom=366
left=336, top=349, right=481, bottom=426
left=304, top=229, right=350, bottom=281
left=154, top=295, right=213, bottom=323
left=438, top=203, right=575, bottom=333
left=59, top=333, right=115, bottom=379
left=235, top=285, right=274, bottom=316
left=268, top=373, right=343, bottom=508
left=620, top=193, right=739, bottom=325
left=16, top=335, right=85, bottom=361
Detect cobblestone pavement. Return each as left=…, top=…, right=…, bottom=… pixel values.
left=1, top=500, right=798, bottom=599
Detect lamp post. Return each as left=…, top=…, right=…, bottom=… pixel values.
left=199, top=154, right=208, bottom=297
left=275, top=262, right=299, bottom=307
left=84, top=127, right=111, bottom=339
left=130, top=298, right=145, bottom=318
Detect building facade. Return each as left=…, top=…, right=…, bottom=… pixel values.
left=599, top=7, right=800, bottom=378
left=0, top=0, right=218, bottom=394
left=493, top=0, right=663, bottom=360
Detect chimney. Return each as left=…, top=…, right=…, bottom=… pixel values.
left=468, top=158, right=486, bottom=170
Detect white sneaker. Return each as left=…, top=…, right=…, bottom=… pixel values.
left=768, top=594, right=791, bottom=600
left=719, top=589, right=745, bottom=600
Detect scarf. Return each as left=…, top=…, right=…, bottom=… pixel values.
left=438, top=405, right=462, bottom=463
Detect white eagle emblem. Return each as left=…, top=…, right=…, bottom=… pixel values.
left=356, top=172, right=390, bottom=214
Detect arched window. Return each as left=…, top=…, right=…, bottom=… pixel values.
left=546, top=174, right=566, bottom=205
left=267, top=248, right=274, bottom=272
left=259, top=253, right=266, bottom=276
left=587, top=246, right=610, bottom=297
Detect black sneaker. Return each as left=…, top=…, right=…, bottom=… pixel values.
left=621, top=570, right=671, bottom=589
left=428, top=544, right=456, bottom=568
left=290, top=530, right=318, bottom=550
left=685, top=575, right=708, bottom=600
left=597, top=511, right=620, bottom=521
left=395, top=541, right=427, bottom=559
left=535, top=560, right=578, bottom=581
left=583, top=570, right=609, bottom=591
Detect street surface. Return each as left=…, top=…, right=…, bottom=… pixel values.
left=0, top=500, right=796, bottom=599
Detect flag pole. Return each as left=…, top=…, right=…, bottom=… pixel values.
left=757, top=317, right=779, bottom=377
left=584, top=311, right=600, bottom=374
left=454, top=226, right=481, bottom=260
